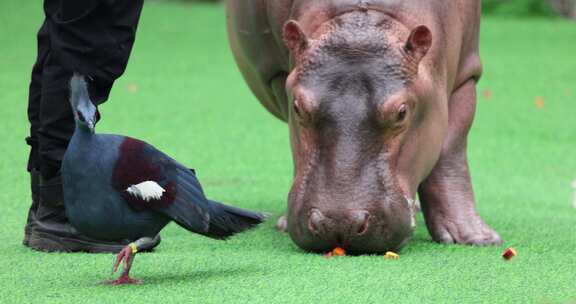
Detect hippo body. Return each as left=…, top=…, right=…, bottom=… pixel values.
left=227, top=0, right=501, bottom=253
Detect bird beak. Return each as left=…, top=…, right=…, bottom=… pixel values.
left=88, top=121, right=95, bottom=132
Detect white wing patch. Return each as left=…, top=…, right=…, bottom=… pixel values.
left=126, top=181, right=165, bottom=202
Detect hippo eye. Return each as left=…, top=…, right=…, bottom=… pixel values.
left=292, top=95, right=317, bottom=126
left=397, top=104, right=408, bottom=121
left=293, top=101, right=301, bottom=117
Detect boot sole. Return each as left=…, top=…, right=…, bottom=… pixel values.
left=26, top=232, right=161, bottom=253
left=27, top=232, right=126, bottom=253
left=22, top=233, right=30, bottom=246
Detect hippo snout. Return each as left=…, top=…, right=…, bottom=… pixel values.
left=308, top=208, right=371, bottom=237
left=289, top=205, right=413, bottom=255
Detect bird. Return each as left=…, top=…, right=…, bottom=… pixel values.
left=61, top=74, right=267, bottom=285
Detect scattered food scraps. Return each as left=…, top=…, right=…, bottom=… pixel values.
left=384, top=251, right=400, bottom=260
left=127, top=83, right=138, bottom=93
left=481, top=89, right=493, bottom=100
left=534, top=96, right=545, bottom=109
left=332, top=247, right=346, bottom=256
left=324, top=247, right=346, bottom=258
left=502, top=247, right=517, bottom=261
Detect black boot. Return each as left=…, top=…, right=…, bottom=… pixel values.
left=24, top=171, right=161, bottom=253
left=22, top=170, right=40, bottom=246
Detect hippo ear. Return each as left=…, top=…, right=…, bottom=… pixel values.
left=283, top=20, right=308, bottom=53
left=404, top=25, right=432, bottom=63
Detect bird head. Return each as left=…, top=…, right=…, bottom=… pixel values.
left=69, top=74, right=98, bottom=133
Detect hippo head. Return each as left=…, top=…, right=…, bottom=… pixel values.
left=283, top=11, right=442, bottom=254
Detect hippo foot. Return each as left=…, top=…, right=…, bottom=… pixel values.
left=275, top=215, right=288, bottom=232
left=428, top=215, right=502, bottom=246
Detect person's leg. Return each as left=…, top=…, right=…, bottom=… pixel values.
left=49, top=0, right=145, bottom=105
left=24, top=0, right=158, bottom=252
left=23, top=20, right=50, bottom=246
left=36, top=55, right=75, bottom=181
left=23, top=20, right=126, bottom=252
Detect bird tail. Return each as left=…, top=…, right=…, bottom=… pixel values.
left=204, top=200, right=268, bottom=240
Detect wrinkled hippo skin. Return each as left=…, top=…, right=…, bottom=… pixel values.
left=226, top=0, right=502, bottom=254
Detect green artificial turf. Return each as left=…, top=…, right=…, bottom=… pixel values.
left=1, top=2, right=575, bottom=303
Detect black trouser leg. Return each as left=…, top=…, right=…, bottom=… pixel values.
left=26, top=21, right=49, bottom=175
left=24, top=21, right=50, bottom=245
left=28, top=0, right=144, bottom=180
left=27, top=18, right=75, bottom=212
left=37, top=54, right=76, bottom=181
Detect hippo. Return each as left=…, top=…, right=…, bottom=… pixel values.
left=226, top=0, right=502, bottom=254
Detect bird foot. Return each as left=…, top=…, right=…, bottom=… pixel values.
left=103, top=274, right=143, bottom=285
left=105, top=245, right=141, bottom=285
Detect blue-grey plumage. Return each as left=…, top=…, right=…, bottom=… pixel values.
left=62, top=75, right=267, bottom=285
left=62, top=133, right=170, bottom=241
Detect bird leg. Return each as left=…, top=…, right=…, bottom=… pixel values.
left=104, top=243, right=141, bottom=285
left=102, top=236, right=152, bottom=285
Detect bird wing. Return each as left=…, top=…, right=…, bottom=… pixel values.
left=111, top=136, right=212, bottom=234
left=112, top=136, right=267, bottom=239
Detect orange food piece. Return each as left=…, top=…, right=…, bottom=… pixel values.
left=502, top=247, right=517, bottom=260
left=534, top=96, right=545, bottom=109
left=127, top=83, right=138, bottom=93
left=384, top=251, right=400, bottom=260
left=482, top=89, right=493, bottom=100
left=332, top=247, right=346, bottom=256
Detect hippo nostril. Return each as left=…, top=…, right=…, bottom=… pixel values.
left=357, top=218, right=369, bottom=235
left=308, top=209, right=325, bottom=235
left=352, top=210, right=370, bottom=236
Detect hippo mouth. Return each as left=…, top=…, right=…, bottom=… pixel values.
left=289, top=213, right=415, bottom=255
left=286, top=168, right=417, bottom=254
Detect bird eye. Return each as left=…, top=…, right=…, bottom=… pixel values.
left=397, top=103, right=408, bottom=121
left=77, top=111, right=86, bottom=122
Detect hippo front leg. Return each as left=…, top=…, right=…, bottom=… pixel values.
left=418, top=79, right=502, bottom=245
